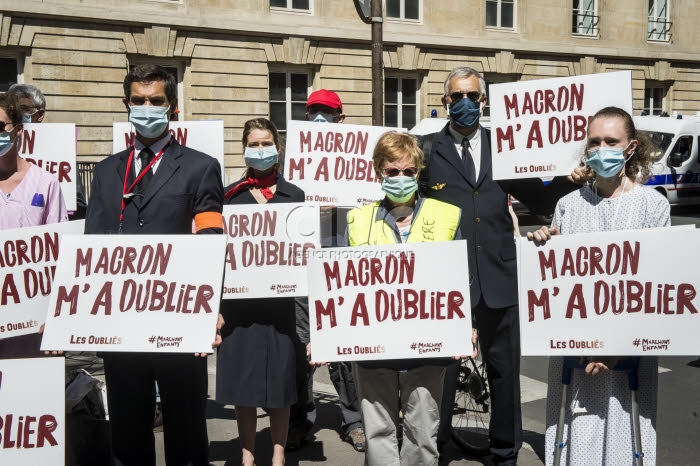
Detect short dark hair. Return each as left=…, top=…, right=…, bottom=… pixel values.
left=0, top=92, right=23, bottom=126
left=123, top=64, right=177, bottom=103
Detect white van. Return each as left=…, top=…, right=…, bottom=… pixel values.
left=634, top=115, right=700, bottom=206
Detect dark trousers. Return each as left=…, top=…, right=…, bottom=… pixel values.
left=291, top=298, right=362, bottom=435
left=438, top=300, right=522, bottom=463
left=103, top=353, right=209, bottom=466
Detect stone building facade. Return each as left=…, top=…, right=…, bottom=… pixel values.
left=0, top=0, right=697, bottom=182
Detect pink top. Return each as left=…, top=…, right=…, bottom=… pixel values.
left=0, top=163, right=68, bottom=229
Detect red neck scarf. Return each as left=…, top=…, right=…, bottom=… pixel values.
left=225, top=171, right=277, bottom=200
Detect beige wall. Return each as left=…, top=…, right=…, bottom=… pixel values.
left=1, top=0, right=697, bottom=184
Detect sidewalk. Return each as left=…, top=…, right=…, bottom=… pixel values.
left=151, top=356, right=546, bottom=466
left=67, top=353, right=544, bottom=465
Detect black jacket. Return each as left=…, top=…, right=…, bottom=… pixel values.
left=85, top=138, right=223, bottom=235
left=422, top=123, right=577, bottom=308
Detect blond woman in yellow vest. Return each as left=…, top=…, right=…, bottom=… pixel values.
left=343, top=131, right=472, bottom=466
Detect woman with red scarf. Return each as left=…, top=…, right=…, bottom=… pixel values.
left=215, top=118, right=304, bottom=466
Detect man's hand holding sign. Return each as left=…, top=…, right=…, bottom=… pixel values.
left=41, top=234, right=227, bottom=353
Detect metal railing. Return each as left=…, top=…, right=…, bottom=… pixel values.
left=648, top=18, right=672, bottom=41
left=77, top=162, right=97, bottom=201
left=572, top=11, right=600, bottom=36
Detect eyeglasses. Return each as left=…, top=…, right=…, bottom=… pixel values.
left=20, top=105, right=37, bottom=114
left=448, top=91, right=482, bottom=103
left=0, top=121, right=13, bottom=133
left=383, top=167, right=418, bottom=177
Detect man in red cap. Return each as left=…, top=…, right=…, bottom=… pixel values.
left=288, top=89, right=365, bottom=453
left=305, top=89, right=346, bottom=124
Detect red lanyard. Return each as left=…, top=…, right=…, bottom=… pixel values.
left=119, top=139, right=171, bottom=232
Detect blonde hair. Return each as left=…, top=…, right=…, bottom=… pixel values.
left=372, top=131, right=424, bottom=178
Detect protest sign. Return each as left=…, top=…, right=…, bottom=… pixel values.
left=0, top=221, right=84, bottom=340
left=19, top=123, right=77, bottom=211
left=113, top=121, right=225, bottom=181
left=222, top=204, right=320, bottom=299
left=308, top=241, right=472, bottom=361
left=0, top=357, right=65, bottom=464
left=41, top=234, right=227, bottom=353
left=489, top=71, right=633, bottom=180
left=285, top=120, right=404, bottom=206
left=517, top=227, right=700, bottom=356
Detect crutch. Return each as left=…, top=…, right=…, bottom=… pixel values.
left=553, top=356, right=643, bottom=466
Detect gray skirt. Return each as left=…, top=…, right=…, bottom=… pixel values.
left=215, top=322, right=296, bottom=408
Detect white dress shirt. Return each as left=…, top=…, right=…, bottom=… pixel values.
left=448, top=124, right=481, bottom=179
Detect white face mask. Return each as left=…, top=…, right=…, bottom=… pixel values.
left=310, top=112, right=335, bottom=123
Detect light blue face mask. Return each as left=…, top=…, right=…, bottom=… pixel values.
left=311, top=112, right=335, bottom=123
left=586, top=142, right=633, bottom=178
left=245, top=146, right=279, bottom=171
left=0, top=127, right=17, bottom=158
left=22, top=112, right=34, bottom=124
left=382, top=175, right=418, bottom=203
left=129, top=105, right=170, bottom=139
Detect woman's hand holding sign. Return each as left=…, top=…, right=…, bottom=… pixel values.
left=306, top=343, right=328, bottom=367
left=526, top=225, right=559, bottom=244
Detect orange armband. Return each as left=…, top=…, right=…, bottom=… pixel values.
left=194, top=211, right=223, bottom=232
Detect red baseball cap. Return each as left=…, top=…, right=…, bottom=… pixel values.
left=306, top=89, right=342, bottom=112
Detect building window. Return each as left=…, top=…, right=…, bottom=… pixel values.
left=482, top=74, right=519, bottom=122
left=0, top=57, right=19, bottom=92
left=572, top=0, right=598, bottom=36
left=648, top=0, right=671, bottom=41
left=270, top=0, right=310, bottom=11
left=269, top=71, right=310, bottom=136
left=386, top=0, right=420, bottom=21
left=128, top=62, right=184, bottom=117
left=486, top=0, right=515, bottom=29
left=644, top=84, right=667, bottom=116
left=384, top=76, right=418, bottom=130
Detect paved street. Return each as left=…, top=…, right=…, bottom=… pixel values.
left=80, top=206, right=700, bottom=466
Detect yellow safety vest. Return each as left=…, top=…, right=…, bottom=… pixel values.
left=347, top=198, right=461, bottom=246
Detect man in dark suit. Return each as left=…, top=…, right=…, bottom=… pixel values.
left=425, top=67, right=580, bottom=465
left=85, top=64, right=223, bottom=466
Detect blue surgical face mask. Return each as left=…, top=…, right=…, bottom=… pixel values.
left=129, top=105, right=170, bottom=139
left=0, top=127, right=18, bottom=158
left=311, top=112, right=335, bottom=123
left=245, top=145, right=279, bottom=172
left=586, top=142, right=633, bottom=178
left=382, top=175, right=418, bottom=203
left=448, top=97, right=481, bottom=129
left=22, top=112, right=34, bottom=124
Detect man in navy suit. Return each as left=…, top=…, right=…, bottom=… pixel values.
left=85, top=64, right=223, bottom=465
left=425, top=67, right=581, bottom=465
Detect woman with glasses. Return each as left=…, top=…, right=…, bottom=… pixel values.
left=0, top=93, right=68, bottom=360
left=334, top=131, right=474, bottom=465
left=215, top=118, right=303, bottom=466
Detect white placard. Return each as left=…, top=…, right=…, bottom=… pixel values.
left=0, top=221, right=84, bottom=340
left=284, top=121, right=404, bottom=207
left=222, top=204, right=320, bottom=299
left=308, top=242, right=472, bottom=361
left=517, top=228, right=700, bottom=356
left=490, top=71, right=633, bottom=180
left=113, top=121, right=225, bottom=181
left=19, top=123, right=77, bottom=211
left=41, top=234, right=227, bottom=353
left=0, top=357, right=65, bottom=464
